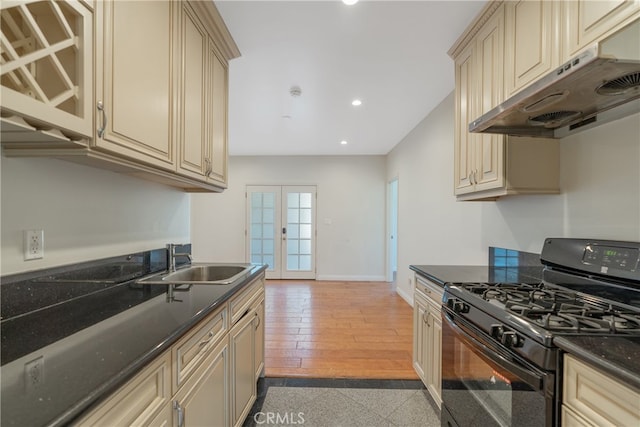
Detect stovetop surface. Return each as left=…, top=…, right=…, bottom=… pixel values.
left=452, top=281, right=640, bottom=336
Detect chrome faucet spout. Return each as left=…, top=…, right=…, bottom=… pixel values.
left=167, top=243, right=192, bottom=272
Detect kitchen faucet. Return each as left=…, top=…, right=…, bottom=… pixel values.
left=167, top=243, right=192, bottom=272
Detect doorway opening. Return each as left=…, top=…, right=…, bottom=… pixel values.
left=246, top=185, right=317, bottom=279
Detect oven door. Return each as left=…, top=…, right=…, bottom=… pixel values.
left=441, top=309, right=554, bottom=427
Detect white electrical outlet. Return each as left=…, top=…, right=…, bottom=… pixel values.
left=24, top=229, right=44, bottom=260
left=25, top=356, right=45, bottom=392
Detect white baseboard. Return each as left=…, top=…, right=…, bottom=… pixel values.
left=395, top=286, right=413, bottom=306
left=315, top=274, right=387, bottom=282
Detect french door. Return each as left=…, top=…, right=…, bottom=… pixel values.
left=246, top=185, right=316, bottom=279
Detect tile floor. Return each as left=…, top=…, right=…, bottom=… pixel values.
left=243, top=378, right=440, bottom=427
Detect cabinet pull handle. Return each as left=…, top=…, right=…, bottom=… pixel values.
left=204, top=157, right=212, bottom=177
left=174, top=401, right=185, bottom=427
left=199, top=330, right=215, bottom=347
left=254, top=312, right=260, bottom=330
left=422, top=312, right=428, bottom=324
left=97, top=101, right=107, bottom=138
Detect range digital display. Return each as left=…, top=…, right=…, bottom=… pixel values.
left=583, top=244, right=639, bottom=272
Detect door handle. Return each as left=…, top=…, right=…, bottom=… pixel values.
left=282, top=227, right=286, bottom=241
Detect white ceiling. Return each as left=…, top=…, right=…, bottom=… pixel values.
left=215, top=0, right=486, bottom=156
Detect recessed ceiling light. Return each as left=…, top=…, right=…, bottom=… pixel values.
left=340, top=140, right=348, bottom=145
left=351, top=99, right=362, bottom=106
left=343, top=0, right=359, bottom=5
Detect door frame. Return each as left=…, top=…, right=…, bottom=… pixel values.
left=387, top=178, right=398, bottom=283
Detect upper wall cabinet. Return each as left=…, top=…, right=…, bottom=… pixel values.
left=177, top=1, right=230, bottom=188
left=450, top=2, right=560, bottom=201
left=0, top=0, right=93, bottom=145
left=2, top=0, right=239, bottom=193
left=564, top=0, right=640, bottom=57
left=504, top=1, right=562, bottom=97
left=93, top=0, right=177, bottom=171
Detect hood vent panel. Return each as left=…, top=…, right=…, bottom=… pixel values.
left=469, top=20, right=640, bottom=138
left=529, top=111, right=582, bottom=128
left=597, top=71, right=640, bottom=96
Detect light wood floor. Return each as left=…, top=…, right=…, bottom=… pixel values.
left=264, top=279, right=418, bottom=380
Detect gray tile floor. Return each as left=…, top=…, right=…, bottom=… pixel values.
left=244, top=379, right=440, bottom=427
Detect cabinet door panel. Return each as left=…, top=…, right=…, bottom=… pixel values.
left=208, top=47, right=229, bottom=186
left=94, top=0, right=175, bottom=168
left=453, top=44, right=476, bottom=195
left=474, top=8, right=505, bottom=190
left=254, top=297, right=265, bottom=380
left=565, top=0, right=640, bottom=56
left=174, top=338, right=229, bottom=427
left=230, top=312, right=256, bottom=427
left=179, top=3, right=208, bottom=179
left=412, top=295, right=428, bottom=382
left=506, top=0, right=559, bottom=96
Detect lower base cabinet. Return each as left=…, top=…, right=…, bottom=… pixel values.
left=230, top=307, right=257, bottom=427
left=412, top=274, right=443, bottom=408
left=74, top=274, right=265, bottom=427
left=562, top=354, right=640, bottom=427
left=173, top=338, right=229, bottom=427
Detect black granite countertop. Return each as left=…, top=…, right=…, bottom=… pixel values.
left=555, top=336, right=640, bottom=391
left=1, top=260, right=267, bottom=427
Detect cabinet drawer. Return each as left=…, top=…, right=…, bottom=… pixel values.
left=229, top=278, right=264, bottom=325
left=74, top=352, right=171, bottom=426
left=563, top=354, right=640, bottom=427
left=415, top=275, right=444, bottom=305
left=173, top=305, right=228, bottom=391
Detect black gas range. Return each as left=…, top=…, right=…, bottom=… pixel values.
left=440, top=238, right=640, bottom=427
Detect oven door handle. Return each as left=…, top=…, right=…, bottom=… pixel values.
left=444, top=312, right=543, bottom=390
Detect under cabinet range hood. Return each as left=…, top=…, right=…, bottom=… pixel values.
left=470, top=19, right=640, bottom=138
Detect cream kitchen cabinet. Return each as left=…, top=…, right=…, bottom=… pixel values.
left=504, top=1, right=562, bottom=97
left=229, top=280, right=265, bottom=427
left=173, top=337, right=229, bottom=427
left=92, top=0, right=177, bottom=170
left=74, top=351, right=172, bottom=426
left=176, top=1, right=229, bottom=188
left=75, top=273, right=265, bottom=427
left=92, top=1, right=179, bottom=170
left=564, top=0, right=640, bottom=58
left=3, top=0, right=238, bottom=193
left=0, top=0, right=93, bottom=145
left=413, top=274, right=443, bottom=408
left=450, top=1, right=560, bottom=201
left=562, top=354, right=640, bottom=427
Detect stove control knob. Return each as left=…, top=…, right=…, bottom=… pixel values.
left=501, top=331, right=522, bottom=348
left=490, top=324, right=504, bottom=339
left=450, top=300, right=469, bottom=313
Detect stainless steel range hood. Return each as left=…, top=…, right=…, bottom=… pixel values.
left=469, top=19, right=640, bottom=138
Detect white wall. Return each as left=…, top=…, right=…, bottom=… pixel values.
left=388, top=92, right=640, bottom=303
left=1, top=157, right=190, bottom=275
left=191, top=155, right=387, bottom=281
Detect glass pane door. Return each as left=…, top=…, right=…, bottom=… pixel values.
left=246, top=185, right=316, bottom=279
left=282, top=186, right=315, bottom=279
left=247, top=186, right=281, bottom=279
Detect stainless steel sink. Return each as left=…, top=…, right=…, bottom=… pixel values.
left=137, top=263, right=252, bottom=285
